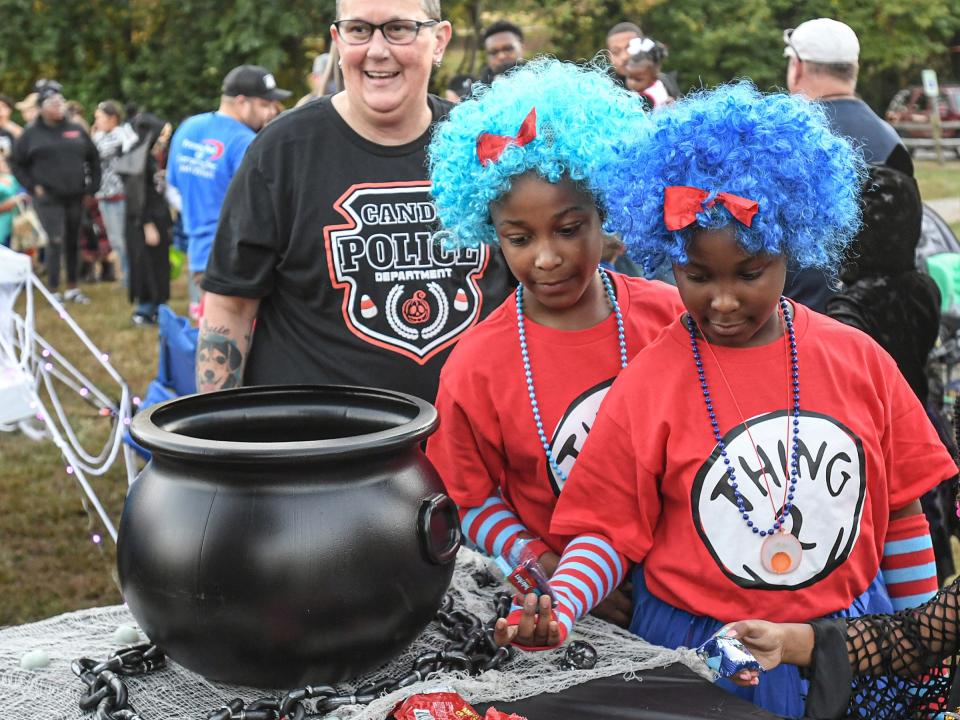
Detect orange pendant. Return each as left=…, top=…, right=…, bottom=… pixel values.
left=760, top=532, right=802, bottom=574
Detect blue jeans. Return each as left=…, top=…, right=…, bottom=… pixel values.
left=136, top=301, right=159, bottom=318
left=97, top=198, right=127, bottom=286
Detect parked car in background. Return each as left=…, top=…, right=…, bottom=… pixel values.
left=886, top=84, right=960, bottom=138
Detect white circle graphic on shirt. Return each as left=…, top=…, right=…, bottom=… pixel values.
left=547, top=378, right=615, bottom=496
left=691, top=410, right=866, bottom=589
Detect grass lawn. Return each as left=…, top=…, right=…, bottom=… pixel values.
left=914, top=159, right=960, bottom=237
left=0, top=273, right=188, bottom=627
left=915, top=160, right=960, bottom=201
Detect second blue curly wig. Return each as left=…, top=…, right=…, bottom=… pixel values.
left=600, top=82, right=865, bottom=276
left=428, top=57, right=648, bottom=248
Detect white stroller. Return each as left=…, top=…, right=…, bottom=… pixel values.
left=0, top=245, right=135, bottom=541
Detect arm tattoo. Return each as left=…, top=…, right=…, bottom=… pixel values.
left=196, top=322, right=246, bottom=393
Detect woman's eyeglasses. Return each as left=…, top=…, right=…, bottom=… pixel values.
left=334, top=19, right=439, bottom=45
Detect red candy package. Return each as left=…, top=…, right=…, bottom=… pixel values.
left=483, top=709, right=528, bottom=720
left=393, top=692, right=481, bottom=720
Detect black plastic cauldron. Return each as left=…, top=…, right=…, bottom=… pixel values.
left=120, top=385, right=460, bottom=688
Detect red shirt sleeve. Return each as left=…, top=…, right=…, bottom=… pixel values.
left=549, top=382, right=661, bottom=563
left=426, top=375, right=504, bottom=509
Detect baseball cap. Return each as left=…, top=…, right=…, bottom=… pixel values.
left=222, top=65, right=292, bottom=101
left=783, top=18, right=859, bottom=64
left=36, top=81, right=64, bottom=104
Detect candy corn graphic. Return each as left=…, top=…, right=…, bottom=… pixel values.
left=454, top=288, right=468, bottom=312
left=360, top=294, right=378, bottom=319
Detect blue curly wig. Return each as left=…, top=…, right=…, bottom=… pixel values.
left=600, top=82, right=866, bottom=276
left=428, top=57, right=648, bottom=248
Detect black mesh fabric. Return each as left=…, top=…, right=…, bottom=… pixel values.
left=840, top=579, right=960, bottom=718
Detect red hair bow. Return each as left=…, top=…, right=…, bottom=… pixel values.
left=476, top=107, right=537, bottom=166
left=663, top=185, right=759, bottom=231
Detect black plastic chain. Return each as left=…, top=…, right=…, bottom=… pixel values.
left=71, top=643, right=166, bottom=720
left=73, top=592, right=598, bottom=720
left=204, top=592, right=517, bottom=720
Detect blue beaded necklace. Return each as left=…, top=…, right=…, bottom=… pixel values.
left=517, top=268, right=627, bottom=485
left=686, top=297, right=803, bottom=574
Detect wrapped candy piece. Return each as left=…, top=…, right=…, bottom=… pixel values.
left=695, top=631, right=762, bottom=681
left=483, top=709, right=528, bottom=720
left=494, top=538, right=554, bottom=601
left=393, top=691, right=481, bottom=720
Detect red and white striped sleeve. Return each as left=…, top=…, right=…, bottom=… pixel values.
left=507, top=533, right=627, bottom=646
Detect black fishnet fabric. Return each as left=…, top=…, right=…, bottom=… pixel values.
left=842, top=578, right=960, bottom=718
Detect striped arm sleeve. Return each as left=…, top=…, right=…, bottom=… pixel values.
left=507, top=533, right=626, bottom=647
left=460, top=496, right=529, bottom=559
left=881, top=513, right=939, bottom=611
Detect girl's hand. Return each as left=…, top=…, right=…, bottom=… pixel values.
left=493, top=593, right=562, bottom=648
left=722, top=620, right=788, bottom=686
left=591, top=581, right=632, bottom=628
left=538, top=550, right=560, bottom=577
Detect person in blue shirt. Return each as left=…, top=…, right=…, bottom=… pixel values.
left=166, top=65, right=290, bottom=319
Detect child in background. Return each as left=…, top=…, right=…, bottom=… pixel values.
left=500, top=83, right=956, bottom=717
left=623, top=37, right=673, bottom=109
left=425, top=59, right=682, bottom=627
left=0, top=153, right=23, bottom=248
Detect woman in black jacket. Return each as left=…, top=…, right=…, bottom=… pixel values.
left=10, top=82, right=100, bottom=302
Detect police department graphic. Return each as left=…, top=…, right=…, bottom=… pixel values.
left=692, top=410, right=866, bottom=589
left=547, top=379, right=615, bottom=495
left=326, top=182, right=491, bottom=363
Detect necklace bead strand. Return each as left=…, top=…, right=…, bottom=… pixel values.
left=686, top=297, right=801, bottom=537
left=517, top=268, right=628, bottom=486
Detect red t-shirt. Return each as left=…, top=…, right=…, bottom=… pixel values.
left=427, top=273, right=682, bottom=553
left=551, top=303, right=957, bottom=623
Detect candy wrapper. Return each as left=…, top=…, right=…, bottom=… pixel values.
left=483, top=710, right=528, bottom=720
left=391, top=691, right=528, bottom=720
left=695, top=631, right=762, bottom=681
left=392, top=691, right=481, bottom=720
left=494, top=550, right=554, bottom=602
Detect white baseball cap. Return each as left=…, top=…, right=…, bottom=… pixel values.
left=783, top=18, right=859, bottom=64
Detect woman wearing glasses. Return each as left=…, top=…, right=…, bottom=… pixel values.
left=199, top=0, right=514, bottom=401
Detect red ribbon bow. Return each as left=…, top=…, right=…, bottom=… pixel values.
left=476, top=107, right=537, bottom=166
left=663, top=185, right=759, bottom=231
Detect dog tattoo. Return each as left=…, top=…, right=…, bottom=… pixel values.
left=197, top=323, right=247, bottom=392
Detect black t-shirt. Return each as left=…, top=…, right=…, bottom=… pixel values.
left=821, top=98, right=913, bottom=176
left=203, top=95, right=514, bottom=402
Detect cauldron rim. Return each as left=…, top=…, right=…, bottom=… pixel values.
left=130, top=384, right=438, bottom=462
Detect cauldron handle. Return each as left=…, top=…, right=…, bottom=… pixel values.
left=417, top=493, right=461, bottom=565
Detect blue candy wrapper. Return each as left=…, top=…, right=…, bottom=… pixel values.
left=695, top=632, right=762, bottom=681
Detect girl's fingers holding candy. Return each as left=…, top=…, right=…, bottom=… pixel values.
left=517, top=593, right=540, bottom=641
left=493, top=617, right=518, bottom=646
left=534, top=593, right=554, bottom=644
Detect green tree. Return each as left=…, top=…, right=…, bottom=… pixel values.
left=445, top=0, right=960, bottom=113
left=635, top=0, right=960, bottom=111
left=0, top=0, right=336, bottom=123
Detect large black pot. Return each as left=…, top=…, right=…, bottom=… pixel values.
left=120, top=385, right=460, bottom=688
